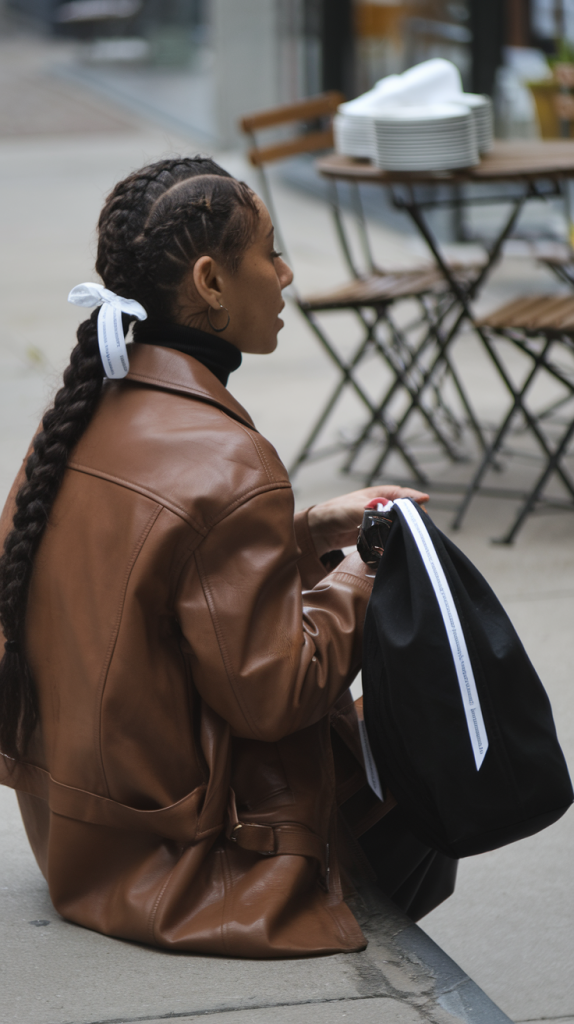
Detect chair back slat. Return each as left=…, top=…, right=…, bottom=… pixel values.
left=248, top=128, right=336, bottom=167
left=240, top=92, right=343, bottom=134
left=238, top=91, right=368, bottom=281
left=241, top=92, right=343, bottom=168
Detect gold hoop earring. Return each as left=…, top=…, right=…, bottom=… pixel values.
left=207, top=303, right=230, bottom=333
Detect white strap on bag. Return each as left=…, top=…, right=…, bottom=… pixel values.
left=68, top=282, right=147, bottom=379
left=393, top=498, right=489, bottom=770
left=357, top=716, right=385, bottom=802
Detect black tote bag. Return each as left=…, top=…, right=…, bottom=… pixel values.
left=361, top=498, right=573, bottom=858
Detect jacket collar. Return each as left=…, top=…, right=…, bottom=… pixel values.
left=125, top=342, right=256, bottom=430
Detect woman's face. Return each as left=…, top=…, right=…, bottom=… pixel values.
left=219, top=199, right=294, bottom=354
left=181, top=197, right=294, bottom=354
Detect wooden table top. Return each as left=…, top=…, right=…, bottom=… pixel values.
left=316, top=140, right=574, bottom=185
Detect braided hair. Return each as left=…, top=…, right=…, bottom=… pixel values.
left=0, top=156, right=259, bottom=760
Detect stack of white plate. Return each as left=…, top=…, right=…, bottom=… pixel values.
left=334, top=73, right=402, bottom=159
left=333, top=113, right=376, bottom=160
left=332, top=59, right=495, bottom=170
left=461, top=94, right=494, bottom=153
left=372, top=103, right=479, bottom=172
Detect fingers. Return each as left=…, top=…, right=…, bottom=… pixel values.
left=338, top=485, right=430, bottom=506
left=360, top=485, right=427, bottom=505
left=307, top=484, right=431, bottom=557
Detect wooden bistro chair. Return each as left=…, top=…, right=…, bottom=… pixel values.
left=539, top=249, right=574, bottom=289
left=240, top=93, right=475, bottom=486
left=452, top=295, right=574, bottom=543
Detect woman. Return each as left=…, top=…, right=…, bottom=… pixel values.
left=0, top=157, right=452, bottom=958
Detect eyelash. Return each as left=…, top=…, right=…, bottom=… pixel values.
left=271, top=250, right=283, bottom=259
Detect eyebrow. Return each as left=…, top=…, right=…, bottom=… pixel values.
left=266, top=226, right=274, bottom=238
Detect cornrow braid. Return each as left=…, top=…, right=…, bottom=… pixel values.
left=96, top=157, right=231, bottom=297
left=0, top=309, right=102, bottom=758
left=0, top=154, right=246, bottom=761
left=130, top=174, right=259, bottom=319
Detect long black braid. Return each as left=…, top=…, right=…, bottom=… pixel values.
left=0, top=155, right=258, bottom=760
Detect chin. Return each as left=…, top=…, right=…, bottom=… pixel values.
left=243, top=326, right=281, bottom=354
left=241, top=337, right=278, bottom=355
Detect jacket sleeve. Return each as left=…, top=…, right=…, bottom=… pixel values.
left=176, top=485, right=373, bottom=743
left=293, top=508, right=329, bottom=590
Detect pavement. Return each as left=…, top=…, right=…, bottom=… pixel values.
left=0, top=16, right=573, bottom=1024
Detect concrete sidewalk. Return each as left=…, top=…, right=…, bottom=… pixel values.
left=0, top=783, right=514, bottom=1024
left=0, top=22, right=573, bottom=1024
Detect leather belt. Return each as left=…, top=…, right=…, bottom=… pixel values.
left=226, top=790, right=329, bottom=882
left=0, top=753, right=214, bottom=843
left=230, top=821, right=327, bottom=869
left=1, top=755, right=329, bottom=880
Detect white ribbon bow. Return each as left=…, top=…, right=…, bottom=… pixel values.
left=68, top=283, right=147, bottom=379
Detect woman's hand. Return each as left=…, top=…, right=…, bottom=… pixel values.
left=307, top=485, right=429, bottom=558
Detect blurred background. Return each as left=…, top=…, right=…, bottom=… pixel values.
left=4, top=0, right=574, bottom=145
left=1, top=4, right=574, bottom=1024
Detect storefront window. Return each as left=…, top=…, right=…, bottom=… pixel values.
left=354, top=0, right=472, bottom=94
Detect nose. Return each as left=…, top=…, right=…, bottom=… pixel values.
left=278, top=257, right=294, bottom=290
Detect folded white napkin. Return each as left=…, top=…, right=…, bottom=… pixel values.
left=339, top=58, right=464, bottom=117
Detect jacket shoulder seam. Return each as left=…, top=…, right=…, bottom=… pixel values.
left=206, top=479, right=291, bottom=531
left=68, top=463, right=207, bottom=533
left=237, top=423, right=278, bottom=484
left=68, top=466, right=290, bottom=533
left=171, top=481, right=294, bottom=627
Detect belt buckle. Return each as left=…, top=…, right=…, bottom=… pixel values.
left=230, top=823, right=243, bottom=842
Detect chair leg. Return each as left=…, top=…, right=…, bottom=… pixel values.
left=419, top=293, right=490, bottom=458
left=289, top=305, right=426, bottom=481
left=383, top=308, right=468, bottom=460
left=363, top=304, right=478, bottom=484
left=288, top=325, right=376, bottom=477
left=343, top=296, right=460, bottom=473
left=451, top=401, right=521, bottom=531
left=481, top=334, right=574, bottom=501
left=452, top=333, right=554, bottom=530
left=494, top=416, right=574, bottom=544
left=354, top=292, right=488, bottom=479
left=453, top=327, right=574, bottom=538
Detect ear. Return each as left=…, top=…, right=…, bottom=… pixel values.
left=192, top=256, right=226, bottom=310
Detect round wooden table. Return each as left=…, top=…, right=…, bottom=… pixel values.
left=316, top=140, right=574, bottom=186
left=314, top=142, right=574, bottom=536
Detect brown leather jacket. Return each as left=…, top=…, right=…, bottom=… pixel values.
left=0, top=343, right=377, bottom=958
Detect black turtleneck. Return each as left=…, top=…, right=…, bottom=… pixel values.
left=133, top=320, right=242, bottom=387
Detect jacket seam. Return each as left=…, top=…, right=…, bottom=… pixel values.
left=208, top=480, right=291, bottom=530
left=68, top=463, right=291, bottom=535
left=190, top=484, right=359, bottom=741
left=238, top=424, right=277, bottom=484
left=169, top=479, right=295, bottom=612
left=68, top=463, right=206, bottom=533
left=126, top=368, right=286, bottom=488
left=96, top=504, right=163, bottom=797
left=327, top=571, right=373, bottom=595
left=294, top=507, right=315, bottom=556
left=148, top=862, right=179, bottom=947
left=126, top=371, right=255, bottom=429
left=194, top=543, right=264, bottom=740
left=189, top=480, right=303, bottom=741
